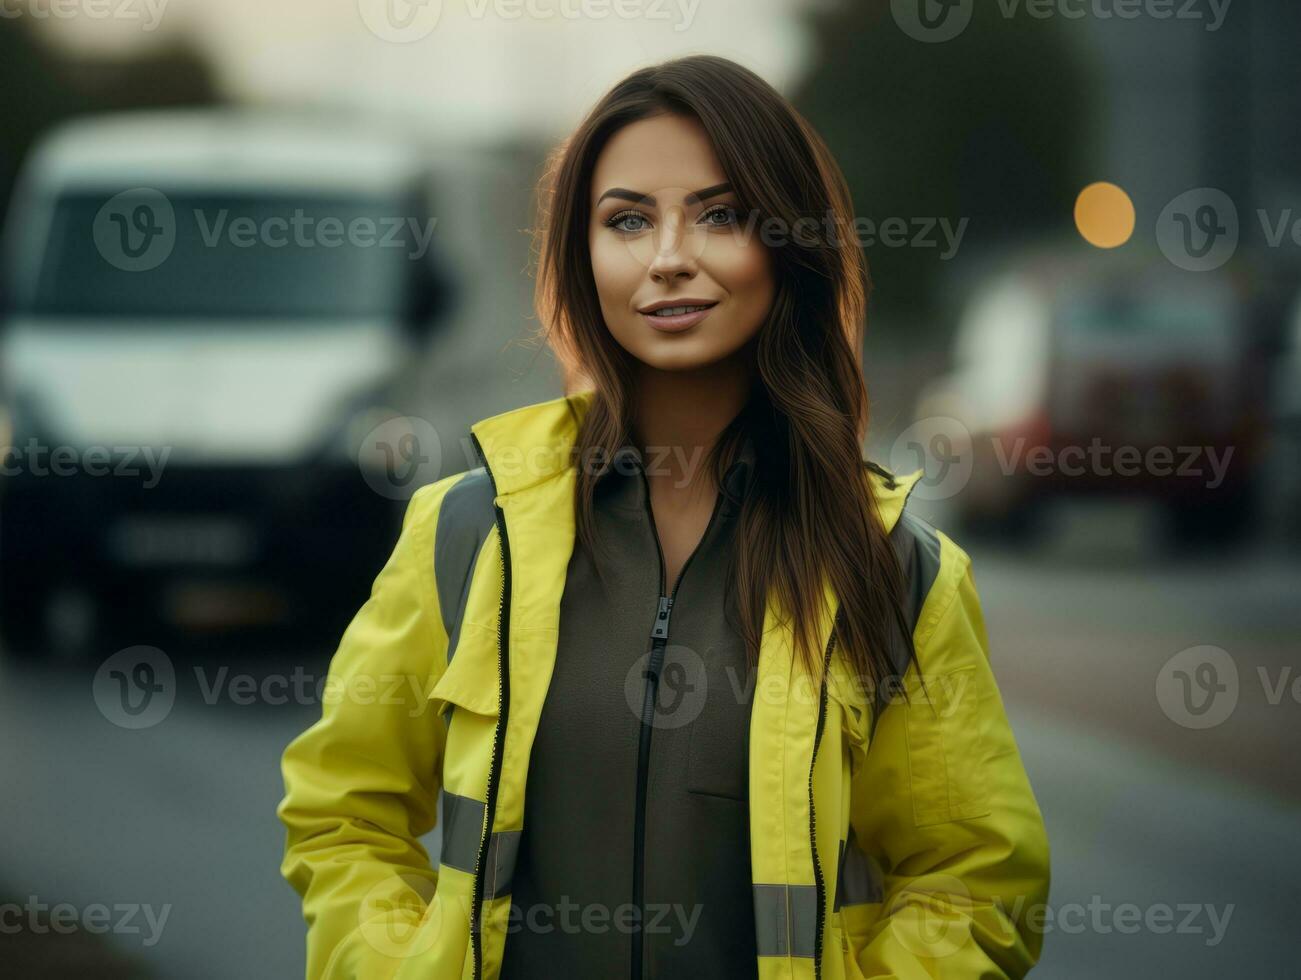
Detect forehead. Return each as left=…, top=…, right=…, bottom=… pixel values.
left=590, top=113, right=729, bottom=205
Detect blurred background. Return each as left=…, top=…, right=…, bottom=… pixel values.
left=1, top=0, right=1298, bottom=977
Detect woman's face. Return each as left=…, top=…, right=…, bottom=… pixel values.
left=588, top=112, right=775, bottom=372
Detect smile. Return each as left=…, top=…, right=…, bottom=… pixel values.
left=638, top=301, right=719, bottom=333
left=646, top=304, right=714, bottom=317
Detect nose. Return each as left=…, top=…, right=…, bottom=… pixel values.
left=647, top=204, right=696, bottom=284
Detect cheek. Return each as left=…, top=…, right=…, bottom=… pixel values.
left=588, top=233, right=640, bottom=310
left=712, top=242, right=774, bottom=322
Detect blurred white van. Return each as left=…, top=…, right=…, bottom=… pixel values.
left=0, top=110, right=457, bottom=657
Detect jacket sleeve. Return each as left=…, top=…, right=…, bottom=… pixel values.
left=846, top=535, right=1051, bottom=978
left=276, top=478, right=454, bottom=980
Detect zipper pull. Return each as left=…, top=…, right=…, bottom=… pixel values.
left=650, top=594, right=672, bottom=641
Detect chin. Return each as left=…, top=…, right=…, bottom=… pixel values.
left=627, top=335, right=729, bottom=372
left=642, top=355, right=718, bottom=372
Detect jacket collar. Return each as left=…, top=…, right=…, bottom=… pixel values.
left=469, top=389, right=595, bottom=496
left=468, top=389, right=923, bottom=532
left=596, top=429, right=757, bottom=518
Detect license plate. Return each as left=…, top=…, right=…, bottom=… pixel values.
left=107, top=515, right=259, bottom=567
left=164, top=582, right=288, bottom=629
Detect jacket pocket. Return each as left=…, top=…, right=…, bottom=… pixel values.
left=904, top=665, right=991, bottom=826
left=686, top=654, right=752, bottom=802
left=428, top=620, right=501, bottom=719
left=429, top=620, right=501, bottom=810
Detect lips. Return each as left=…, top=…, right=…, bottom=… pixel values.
left=644, top=304, right=714, bottom=317
left=638, top=301, right=718, bottom=333
left=637, top=299, right=719, bottom=315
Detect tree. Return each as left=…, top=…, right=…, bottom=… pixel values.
left=792, top=0, right=1096, bottom=328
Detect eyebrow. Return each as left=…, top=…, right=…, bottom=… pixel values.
left=595, top=182, right=734, bottom=208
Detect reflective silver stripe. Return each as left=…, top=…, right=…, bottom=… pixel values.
left=439, top=791, right=486, bottom=875
left=433, top=468, right=498, bottom=724
left=753, top=883, right=817, bottom=958
left=874, top=499, right=942, bottom=736
left=439, top=790, right=518, bottom=897
left=433, top=467, right=497, bottom=669
left=891, top=507, right=942, bottom=635
left=833, top=830, right=883, bottom=910
left=484, top=829, right=521, bottom=900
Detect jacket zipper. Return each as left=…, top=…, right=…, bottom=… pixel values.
left=808, top=622, right=836, bottom=980
left=469, top=432, right=510, bottom=980
left=631, top=465, right=726, bottom=980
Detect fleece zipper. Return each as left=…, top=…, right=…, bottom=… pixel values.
left=631, top=465, right=726, bottom=980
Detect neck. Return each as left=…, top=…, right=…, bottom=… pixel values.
left=629, top=348, right=755, bottom=491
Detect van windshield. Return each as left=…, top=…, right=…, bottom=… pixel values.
left=26, top=190, right=432, bottom=319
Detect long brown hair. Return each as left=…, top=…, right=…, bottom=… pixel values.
left=531, top=54, right=913, bottom=692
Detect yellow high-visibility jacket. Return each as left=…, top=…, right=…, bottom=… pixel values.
left=277, top=388, right=1051, bottom=979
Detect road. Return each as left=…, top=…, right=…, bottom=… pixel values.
left=1, top=509, right=1296, bottom=978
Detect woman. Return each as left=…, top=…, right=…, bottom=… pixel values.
left=278, top=54, right=1050, bottom=980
